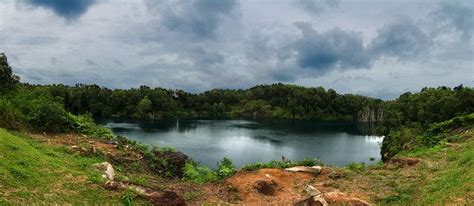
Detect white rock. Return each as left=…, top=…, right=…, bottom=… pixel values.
left=285, top=166, right=322, bottom=173
left=305, top=185, right=322, bottom=197
left=94, top=162, right=115, bottom=181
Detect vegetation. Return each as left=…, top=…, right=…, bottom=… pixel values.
left=183, top=157, right=237, bottom=184
left=44, top=82, right=384, bottom=121
left=0, top=129, right=123, bottom=204
left=241, top=158, right=323, bottom=171
left=381, top=113, right=474, bottom=160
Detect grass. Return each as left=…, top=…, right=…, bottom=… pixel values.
left=375, top=127, right=474, bottom=205
left=0, top=128, right=149, bottom=205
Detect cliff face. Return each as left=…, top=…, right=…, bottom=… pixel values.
left=357, top=106, right=384, bottom=122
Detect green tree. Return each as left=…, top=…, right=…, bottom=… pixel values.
left=137, top=96, right=152, bottom=117
left=0, top=53, right=19, bottom=93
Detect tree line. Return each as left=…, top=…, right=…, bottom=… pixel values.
left=1, top=53, right=473, bottom=134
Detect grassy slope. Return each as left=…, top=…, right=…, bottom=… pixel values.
left=0, top=129, right=139, bottom=205
left=340, top=126, right=474, bottom=205
left=389, top=128, right=474, bottom=205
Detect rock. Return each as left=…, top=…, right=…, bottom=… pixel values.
left=148, top=150, right=189, bottom=177
left=324, top=191, right=370, bottom=206
left=149, top=191, right=186, bottom=206
left=103, top=180, right=126, bottom=190
left=285, top=166, right=322, bottom=174
left=305, top=185, right=322, bottom=197
left=94, top=162, right=115, bottom=181
left=294, top=196, right=328, bottom=206
left=254, top=180, right=277, bottom=196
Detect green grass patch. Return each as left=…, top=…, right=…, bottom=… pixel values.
left=0, top=129, right=122, bottom=204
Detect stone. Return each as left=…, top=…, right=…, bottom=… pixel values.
left=254, top=180, right=277, bottom=195
left=324, top=191, right=370, bottom=206
left=294, top=196, right=328, bottom=206
left=149, top=150, right=189, bottom=177
left=94, top=162, right=115, bottom=181
left=285, top=166, right=322, bottom=174
left=149, top=191, right=186, bottom=206
left=305, top=185, right=322, bottom=197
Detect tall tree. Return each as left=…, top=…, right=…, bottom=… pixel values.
left=0, top=53, right=19, bottom=93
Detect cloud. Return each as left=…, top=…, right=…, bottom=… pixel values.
left=368, top=19, right=431, bottom=59
left=151, top=0, right=238, bottom=40
left=293, top=22, right=371, bottom=72
left=24, top=0, right=97, bottom=19
left=297, top=0, right=339, bottom=14
left=433, top=2, right=473, bottom=40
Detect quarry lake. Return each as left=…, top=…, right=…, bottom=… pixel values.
left=99, top=119, right=384, bottom=168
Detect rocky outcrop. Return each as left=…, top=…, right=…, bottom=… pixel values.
left=147, top=150, right=189, bottom=177
left=94, top=162, right=115, bottom=181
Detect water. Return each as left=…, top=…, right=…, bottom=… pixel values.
left=99, top=119, right=383, bottom=168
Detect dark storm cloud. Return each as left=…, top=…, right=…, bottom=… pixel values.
left=434, top=2, right=473, bottom=39
left=368, top=19, right=431, bottom=59
left=25, top=0, right=97, bottom=19
left=294, top=22, right=371, bottom=72
left=159, top=0, right=237, bottom=39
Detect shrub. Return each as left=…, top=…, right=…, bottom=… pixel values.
left=69, top=113, right=114, bottom=139
left=183, top=161, right=218, bottom=184
left=0, top=98, right=22, bottom=129
left=216, top=157, right=236, bottom=179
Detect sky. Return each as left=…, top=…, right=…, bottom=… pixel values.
left=0, top=0, right=473, bottom=99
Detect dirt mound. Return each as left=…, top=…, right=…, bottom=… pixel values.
left=223, top=168, right=317, bottom=205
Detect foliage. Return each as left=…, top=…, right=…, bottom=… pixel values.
left=346, top=162, right=366, bottom=172
left=381, top=113, right=474, bottom=160
left=241, top=158, right=323, bottom=171
left=121, top=189, right=139, bottom=206
left=182, top=161, right=219, bottom=184
left=0, top=53, right=19, bottom=93
left=43, top=83, right=385, bottom=121
left=69, top=113, right=114, bottom=139
left=216, top=157, right=237, bottom=179
left=183, top=157, right=237, bottom=184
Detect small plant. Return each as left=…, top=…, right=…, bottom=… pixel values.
left=346, top=162, right=365, bottom=172
left=216, top=157, right=236, bottom=179
left=182, top=161, right=218, bottom=184
left=121, top=189, right=138, bottom=206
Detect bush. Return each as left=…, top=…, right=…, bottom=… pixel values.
left=0, top=98, right=22, bottom=129
left=69, top=113, right=114, bottom=139
left=183, top=162, right=218, bottom=184
left=26, top=101, right=73, bottom=133
left=183, top=158, right=237, bottom=184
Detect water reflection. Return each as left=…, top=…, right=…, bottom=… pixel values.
left=99, top=118, right=383, bottom=168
